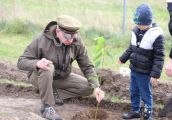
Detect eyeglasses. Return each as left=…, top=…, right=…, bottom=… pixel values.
left=61, top=30, right=76, bottom=40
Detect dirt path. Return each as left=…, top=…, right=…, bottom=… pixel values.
left=0, top=94, right=171, bottom=120
left=0, top=95, right=88, bottom=120
left=0, top=96, right=44, bottom=120
left=0, top=95, right=124, bottom=120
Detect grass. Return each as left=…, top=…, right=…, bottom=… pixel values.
left=0, top=31, right=172, bottom=80
left=0, top=0, right=172, bottom=81
left=0, top=0, right=169, bottom=32
left=0, top=79, right=32, bottom=87
left=0, top=33, right=32, bottom=62
left=104, top=94, right=130, bottom=103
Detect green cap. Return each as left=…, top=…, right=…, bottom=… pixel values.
left=57, top=15, right=82, bottom=33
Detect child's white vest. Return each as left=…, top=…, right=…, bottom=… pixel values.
left=131, top=27, right=163, bottom=50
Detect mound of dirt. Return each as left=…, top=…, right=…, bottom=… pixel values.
left=0, top=83, right=39, bottom=98
left=1, top=60, right=172, bottom=119
left=0, top=60, right=28, bottom=81
left=97, top=68, right=172, bottom=105
left=1, top=60, right=172, bottom=105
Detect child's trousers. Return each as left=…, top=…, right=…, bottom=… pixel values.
left=130, top=70, right=153, bottom=113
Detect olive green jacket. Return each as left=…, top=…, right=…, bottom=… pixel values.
left=17, top=21, right=100, bottom=88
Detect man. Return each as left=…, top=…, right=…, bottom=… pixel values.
left=158, top=0, right=172, bottom=117
left=17, top=15, right=104, bottom=120
left=165, top=0, right=172, bottom=77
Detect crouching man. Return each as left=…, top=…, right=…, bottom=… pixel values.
left=17, top=15, right=104, bottom=120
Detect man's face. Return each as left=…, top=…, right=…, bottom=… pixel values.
left=56, top=28, right=76, bottom=45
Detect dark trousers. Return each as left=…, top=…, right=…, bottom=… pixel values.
left=130, top=70, right=153, bottom=113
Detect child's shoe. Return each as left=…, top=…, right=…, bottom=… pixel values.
left=122, top=111, right=141, bottom=119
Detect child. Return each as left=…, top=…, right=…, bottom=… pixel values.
left=119, top=3, right=164, bottom=120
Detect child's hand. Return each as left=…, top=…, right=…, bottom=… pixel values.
left=118, top=59, right=124, bottom=64
left=150, top=77, right=158, bottom=86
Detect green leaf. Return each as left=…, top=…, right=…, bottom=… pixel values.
left=95, top=60, right=101, bottom=68
left=98, top=37, right=105, bottom=45
left=95, top=37, right=105, bottom=52
left=95, top=45, right=102, bottom=52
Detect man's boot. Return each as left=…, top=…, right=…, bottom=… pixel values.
left=40, top=104, right=62, bottom=120
left=53, top=89, right=64, bottom=105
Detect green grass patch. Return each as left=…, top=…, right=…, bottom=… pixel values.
left=0, top=79, right=32, bottom=87
left=0, top=19, right=42, bottom=35
left=0, top=0, right=171, bottom=81
left=110, top=95, right=121, bottom=103
left=0, top=33, right=32, bottom=62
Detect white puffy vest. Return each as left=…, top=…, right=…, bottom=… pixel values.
left=131, top=27, right=163, bottom=50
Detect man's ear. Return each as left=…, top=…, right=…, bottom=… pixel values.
left=56, top=27, right=60, bottom=33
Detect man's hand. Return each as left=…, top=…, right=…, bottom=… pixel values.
left=165, top=59, right=172, bottom=77
left=94, top=87, right=105, bottom=103
left=150, top=77, right=158, bottom=86
left=36, top=58, right=53, bottom=70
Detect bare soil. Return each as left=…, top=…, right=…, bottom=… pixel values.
left=0, top=60, right=172, bottom=120
left=71, top=109, right=118, bottom=120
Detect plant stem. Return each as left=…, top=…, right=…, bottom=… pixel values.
left=94, top=102, right=99, bottom=120
left=101, top=45, right=105, bottom=68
